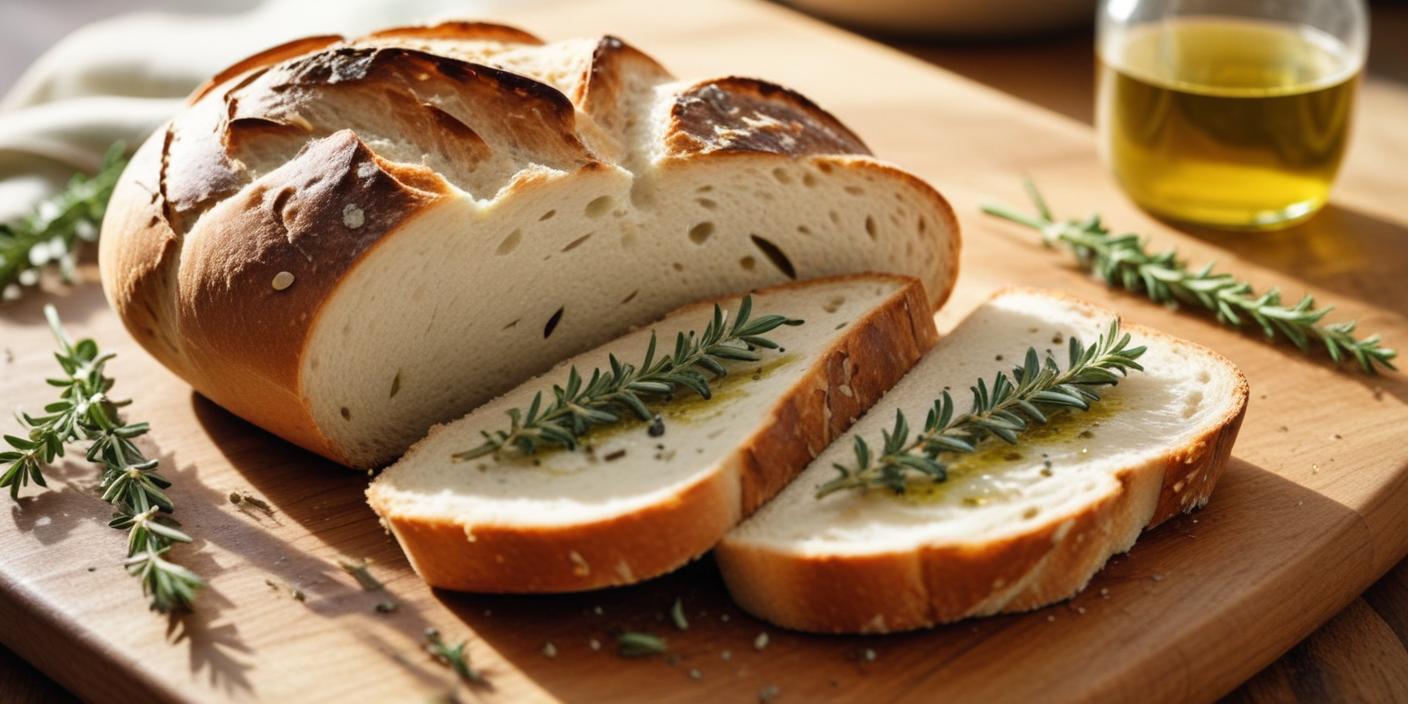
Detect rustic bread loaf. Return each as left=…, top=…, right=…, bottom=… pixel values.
left=366, top=274, right=936, bottom=592
left=97, top=22, right=959, bottom=467
left=716, top=288, right=1248, bottom=633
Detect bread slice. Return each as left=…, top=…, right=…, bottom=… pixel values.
left=366, top=274, right=937, bottom=592
left=99, top=22, right=959, bottom=468
left=716, top=288, right=1248, bottom=633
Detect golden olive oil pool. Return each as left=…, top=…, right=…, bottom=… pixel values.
left=1097, top=18, right=1358, bottom=229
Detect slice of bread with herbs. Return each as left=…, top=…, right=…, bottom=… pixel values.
left=366, top=274, right=937, bottom=592
left=716, top=288, right=1248, bottom=633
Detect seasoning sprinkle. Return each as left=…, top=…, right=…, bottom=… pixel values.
left=271, top=271, right=295, bottom=291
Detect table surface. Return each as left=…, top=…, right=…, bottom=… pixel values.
left=3, top=2, right=1408, bottom=702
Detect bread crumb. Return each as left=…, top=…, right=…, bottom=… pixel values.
left=754, top=632, right=770, bottom=650
left=271, top=271, right=295, bottom=291
left=542, top=642, right=557, bottom=658
left=569, top=551, right=590, bottom=576
left=1046, top=614, right=1056, bottom=622
left=589, top=638, right=601, bottom=651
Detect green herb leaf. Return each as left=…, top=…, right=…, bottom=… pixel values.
left=3, top=304, right=201, bottom=612
left=424, top=628, right=484, bottom=685
left=617, top=631, right=668, bottom=658
left=982, top=182, right=1396, bottom=374
left=816, top=321, right=1146, bottom=498
left=1, top=144, right=128, bottom=301
left=454, top=296, right=802, bottom=460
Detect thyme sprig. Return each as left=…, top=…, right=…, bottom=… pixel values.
left=982, top=181, right=1396, bottom=375
left=455, top=296, right=802, bottom=460
left=1, top=305, right=201, bottom=612
left=1, top=143, right=128, bottom=301
left=817, top=320, right=1145, bottom=498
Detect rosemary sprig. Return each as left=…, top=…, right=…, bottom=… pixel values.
left=0, top=143, right=128, bottom=301
left=817, top=320, right=1146, bottom=498
left=455, top=296, right=802, bottom=460
left=1, top=305, right=201, bottom=612
left=982, top=181, right=1396, bottom=375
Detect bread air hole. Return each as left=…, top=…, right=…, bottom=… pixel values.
left=739, top=256, right=756, bottom=271
left=750, top=235, right=796, bottom=279
left=496, top=229, right=522, bottom=255
left=688, top=222, right=714, bottom=245
left=797, top=225, right=812, bottom=236
left=585, top=196, right=613, bottom=218
left=829, top=211, right=841, bottom=226
left=340, top=407, right=352, bottom=421
left=865, top=215, right=878, bottom=240
left=539, top=209, right=556, bottom=221
left=822, top=296, right=845, bottom=313
left=544, top=307, right=565, bottom=338
left=562, top=233, right=592, bottom=252
left=802, top=172, right=818, bottom=187
left=621, top=289, right=639, bottom=304
left=771, top=168, right=791, bottom=184
left=845, top=185, right=864, bottom=196
left=696, top=198, right=718, bottom=210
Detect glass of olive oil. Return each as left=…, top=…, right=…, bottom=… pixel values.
left=1097, top=0, right=1367, bottom=230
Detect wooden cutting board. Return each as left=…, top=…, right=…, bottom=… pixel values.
left=3, top=0, right=1407, bottom=701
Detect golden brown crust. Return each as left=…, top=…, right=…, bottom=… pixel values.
left=172, top=131, right=446, bottom=462
left=359, top=21, right=545, bottom=45
left=188, top=35, right=342, bottom=104
left=575, top=35, right=672, bottom=135
left=714, top=288, right=1250, bottom=633
left=666, top=77, right=871, bottom=157
left=367, top=275, right=939, bottom=592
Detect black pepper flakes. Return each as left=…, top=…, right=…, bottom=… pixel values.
left=648, top=414, right=666, bottom=437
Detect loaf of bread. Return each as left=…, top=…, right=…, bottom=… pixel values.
left=716, top=289, right=1248, bottom=633
left=367, top=274, right=936, bottom=592
left=97, top=22, right=960, bottom=467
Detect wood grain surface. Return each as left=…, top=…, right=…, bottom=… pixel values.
left=2, top=1, right=1407, bottom=702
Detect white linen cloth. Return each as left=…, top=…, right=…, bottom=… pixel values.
left=0, top=0, right=527, bottom=221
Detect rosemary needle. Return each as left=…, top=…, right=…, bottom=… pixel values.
left=1, top=305, right=201, bottom=611
left=456, top=295, right=802, bottom=460
left=982, top=181, right=1396, bottom=374
left=818, top=320, right=1145, bottom=497
left=0, top=143, right=128, bottom=301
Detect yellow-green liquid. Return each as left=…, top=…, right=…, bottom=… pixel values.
left=1098, top=18, right=1358, bottom=230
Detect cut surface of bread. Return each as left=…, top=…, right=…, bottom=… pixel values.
left=98, top=21, right=960, bottom=468
left=716, top=288, right=1248, bottom=633
left=367, top=275, right=937, bottom=592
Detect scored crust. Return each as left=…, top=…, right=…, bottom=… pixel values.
left=366, top=275, right=939, bottom=592
left=98, top=21, right=961, bottom=467
left=714, top=289, right=1250, bottom=633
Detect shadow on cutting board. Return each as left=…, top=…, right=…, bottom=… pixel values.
left=409, top=456, right=1374, bottom=702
